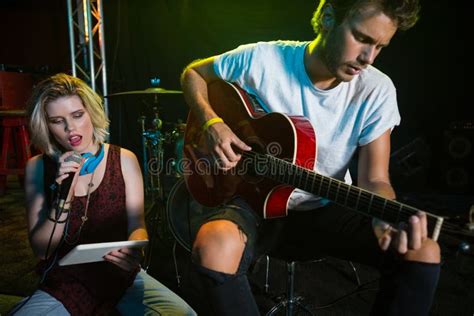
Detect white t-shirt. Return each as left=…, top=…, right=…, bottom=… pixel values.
left=214, top=40, right=401, bottom=210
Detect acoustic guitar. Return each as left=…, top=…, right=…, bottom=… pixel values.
left=183, top=80, right=445, bottom=241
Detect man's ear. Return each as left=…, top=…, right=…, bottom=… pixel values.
left=321, top=4, right=335, bottom=30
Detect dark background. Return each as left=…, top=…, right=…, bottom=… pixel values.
left=0, top=0, right=471, bottom=196
left=1, top=1, right=473, bottom=314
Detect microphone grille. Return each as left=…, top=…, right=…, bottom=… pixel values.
left=65, top=152, right=82, bottom=164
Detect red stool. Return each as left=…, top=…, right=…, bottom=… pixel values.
left=0, top=71, right=34, bottom=195
left=0, top=111, right=31, bottom=195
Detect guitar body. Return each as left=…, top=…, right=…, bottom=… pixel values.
left=183, top=80, right=317, bottom=218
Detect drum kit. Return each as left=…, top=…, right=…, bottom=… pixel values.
left=106, top=83, right=190, bottom=269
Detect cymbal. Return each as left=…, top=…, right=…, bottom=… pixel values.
left=106, top=87, right=182, bottom=97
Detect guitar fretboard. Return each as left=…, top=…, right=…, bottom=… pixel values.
left=247, top=151, right=442, bottom=238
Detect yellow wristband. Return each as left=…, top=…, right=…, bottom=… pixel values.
left=202, top=117, right=224, bottom=131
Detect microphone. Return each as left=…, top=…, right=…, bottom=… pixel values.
left=58, top=153, right=82, bottom=209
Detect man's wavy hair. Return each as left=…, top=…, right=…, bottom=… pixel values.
left=27, top=73, right=109, bottom=157
left=311, top=0, right=420, bottom=34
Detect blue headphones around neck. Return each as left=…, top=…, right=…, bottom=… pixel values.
left=80, top=143, right=105, bottom=175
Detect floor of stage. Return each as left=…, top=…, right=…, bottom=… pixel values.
left=1, top=176, right=473, bottom=315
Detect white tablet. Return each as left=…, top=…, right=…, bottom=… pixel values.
left=58, top=240, right=149, bottom=266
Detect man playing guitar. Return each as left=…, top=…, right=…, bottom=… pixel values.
left=180, top=0, right=440, bottom=314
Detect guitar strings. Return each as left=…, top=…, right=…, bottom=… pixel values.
left=241, top=150, right=415, bottom=219
left=241, top=151, right=405, bottom=218
left=241, top=151, right=461, bottom=233
left=275, top=154, right=462, bottom=233
left=268, top=154, right=462, bottom=233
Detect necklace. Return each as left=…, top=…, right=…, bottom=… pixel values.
left=64, top=170, right=95, bottom=245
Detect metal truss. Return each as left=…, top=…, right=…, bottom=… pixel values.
left=66, top=0, right=109, bottom=116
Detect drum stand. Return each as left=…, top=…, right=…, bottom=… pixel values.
left=139, top=106, right=167, bottom=271
left=105, top=83, right=184, bottom=271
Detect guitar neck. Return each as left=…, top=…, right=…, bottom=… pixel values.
left=256, top=153, right=444, bottom=240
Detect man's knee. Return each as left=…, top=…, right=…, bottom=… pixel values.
left=192, top=220, right=247, bottom=273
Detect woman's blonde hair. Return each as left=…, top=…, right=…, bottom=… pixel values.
left=27, top=73, right=109, bottom=157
